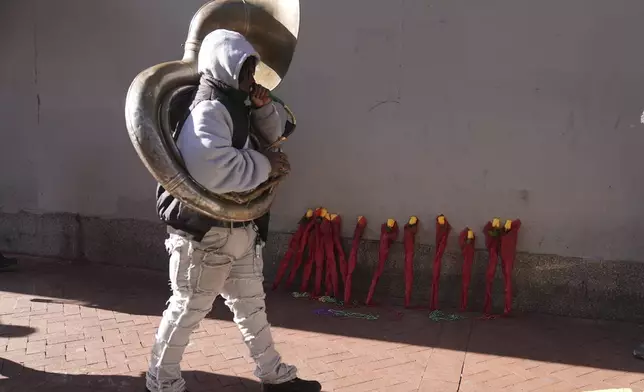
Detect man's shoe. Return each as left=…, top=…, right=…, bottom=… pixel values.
left=261, top=377, right=322, bottom=392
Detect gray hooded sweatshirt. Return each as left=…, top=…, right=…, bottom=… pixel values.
left=176, top=30, right=281, bottom=194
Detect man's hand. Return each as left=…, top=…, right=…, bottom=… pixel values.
left=250, top=84, right=272, bottom=108
left=265, top=151, right=290, bottom=178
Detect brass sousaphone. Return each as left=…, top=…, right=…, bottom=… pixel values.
left=124, top=0, right=300, bottom=222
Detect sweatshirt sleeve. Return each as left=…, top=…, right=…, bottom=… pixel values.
left=176, top=100, right=271, bottom=194
left=251, top=103, right=282, bottom=144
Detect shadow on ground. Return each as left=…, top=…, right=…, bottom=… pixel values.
left=0, top=324, right=36, bottom=338
left=2, top=258, right=644, bottom=376
left=0, top=358, right=258, bottom=392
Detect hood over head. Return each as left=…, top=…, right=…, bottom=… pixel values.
left=197, top=29, right=260, bottom=90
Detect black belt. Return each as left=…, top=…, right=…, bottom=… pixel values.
left=166, top=220, right=252, bottom=239
left=209, top=219, right=252, bottom=229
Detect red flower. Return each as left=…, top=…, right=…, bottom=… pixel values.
left=483, top=219, right=502, bottom=315
left=299, top=208, right=326, bottom=294
left=312, top=212, right=326, bottom=297
left=285, top=217, right=315, bottom=289
left=320, top=215, right=339, bottom=297
left=299, top=226, right=317, bottom=293
left=366, top=219, right=399, bottom=306
left=500, top=219, right=521, bottom=315
left=272, top=209, right=314, bottom=290
left=458, top=228, right=476, bottom=311
left=430, top=215, right=451, bottom=310
left=331, top=215, right=348, bottom=285
left=344, top=216, right=367, bottom=304
left=403, top=217, right=419, bottom=308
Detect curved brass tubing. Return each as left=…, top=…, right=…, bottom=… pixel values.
left=124, top=0, right=300, bottom=222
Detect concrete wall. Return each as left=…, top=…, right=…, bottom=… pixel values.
left=2, top=0, right=644, bottom=264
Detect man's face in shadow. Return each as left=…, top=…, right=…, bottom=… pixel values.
left=238, top=57, right=257, bottom=93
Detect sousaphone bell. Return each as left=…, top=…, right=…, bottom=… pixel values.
left=124, top=0, right=300, bottom=222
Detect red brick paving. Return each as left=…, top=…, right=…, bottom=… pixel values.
left=1, top=258, right=644, bottom=391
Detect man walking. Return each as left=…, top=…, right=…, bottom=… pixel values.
left=146, top=30, right=321, bottom=392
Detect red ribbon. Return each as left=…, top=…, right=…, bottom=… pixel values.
left=430, top=217, right=451, bottom=310
left=366, top=221, right=399, bottom=306
left=344, top=217, right=367, bottom=304
left=500, top=220, right=521, bottom=315
left=403, top=221, right=418, bottom=308
left=459, top=228, right=476, bottom=311
left=483, top=221, right=501, bottom=315
left=272, top=213, right=312, bottom=290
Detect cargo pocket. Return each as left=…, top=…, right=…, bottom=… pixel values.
left=166, top=235, right=190, bottom=292
left=194, top=241, right=234, bottom=295
left=190, top=228, right=233, bottom=295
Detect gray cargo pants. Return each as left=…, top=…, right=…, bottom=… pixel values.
left=145, top=225, right=297, bottom=392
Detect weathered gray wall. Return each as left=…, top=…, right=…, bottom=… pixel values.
left=3, top=0, right=644, bottom=263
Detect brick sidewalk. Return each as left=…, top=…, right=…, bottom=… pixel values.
left=1, top=259, right=644, bottom=392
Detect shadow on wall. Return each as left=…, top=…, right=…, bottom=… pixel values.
left=1, top=258, right=644, bottom=377
left=0, top=358, right=259, bottom=392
